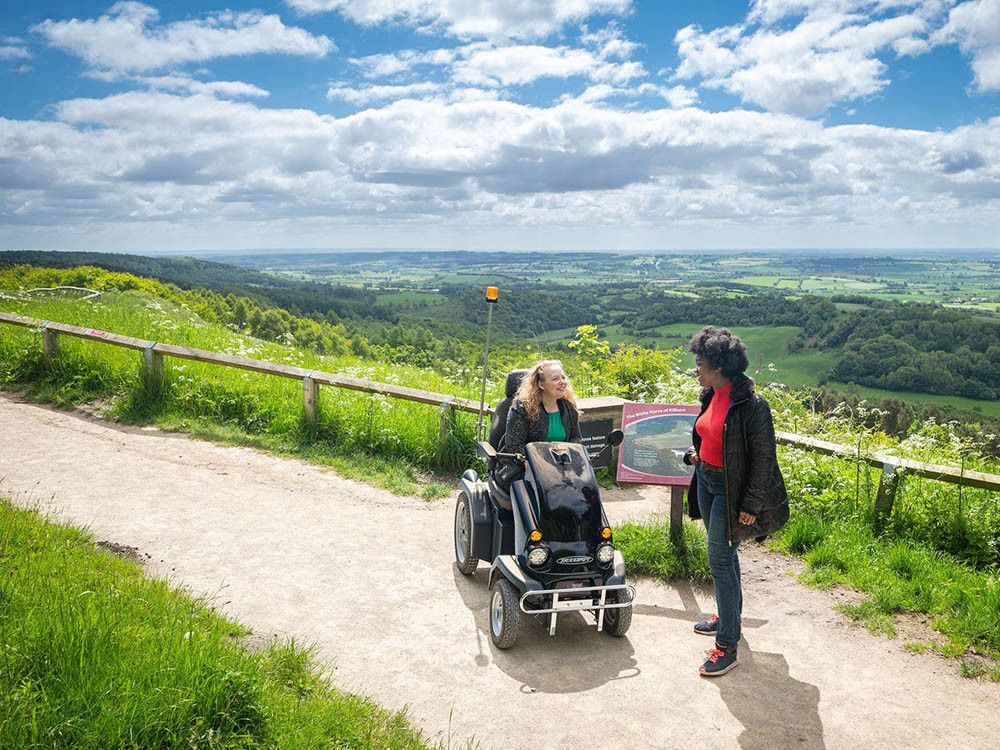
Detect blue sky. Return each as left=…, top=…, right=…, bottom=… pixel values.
left=1, top=0, right=999, bottom=252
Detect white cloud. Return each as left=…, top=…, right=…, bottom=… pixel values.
left=562, top=82, right=697, bottom=108
left=1, top=36, right=31, bottom=68
left=2, top=86, right=998, bottom=249
left=348, top=48, right=451, bottom=78
left=32, top=2, right=335, bottom=73
left=657, top=84, right=699, bottom=108
left=936, top=0, right=1000, bottom=91
left=77, top=69, right=271, bottom=98
left=141, top=74, right=271, bottom=99
left=452, top=43, right=644, bottom=86
left=285, top=0, right=633, bottom=40
left=0, top=45, right=32, bottom=61
left=348, top=35, right=645, bottom=92
left=5, top=2, right=999, bottom=251
left=674, top=1, right=945, bottom=116
left=328, top=81, right=443, bottom=104
left=580, top=22, right=640, bottom=59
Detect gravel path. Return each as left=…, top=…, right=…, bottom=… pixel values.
left=2, top=391, right=998, bottom=750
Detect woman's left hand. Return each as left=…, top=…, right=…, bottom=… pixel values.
left=738, top=511, right=757, bottom=525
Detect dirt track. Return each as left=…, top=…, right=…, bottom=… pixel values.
left=2, top=390, right=999, bottom=750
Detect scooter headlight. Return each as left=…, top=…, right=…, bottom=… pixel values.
left=527, top=546, right=550, bottom=568
left=596, top=544, right=615, bottom=565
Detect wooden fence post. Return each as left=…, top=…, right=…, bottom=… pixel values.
left=41, top=322, right=58, bottom=364
left=143, top=341, right=164, bottom=382
left=303, top=373, right=318, bottom=422
left=440, top=395, right=455, bottom=447
left=874, top=462, right=899, bottom=529
left=670, top=485, right=685, bottom=543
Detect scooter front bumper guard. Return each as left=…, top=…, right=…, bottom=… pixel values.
left=519, top=584, right=636, bottom=636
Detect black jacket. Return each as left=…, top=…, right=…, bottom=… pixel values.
left=684, top=373, right=789, bottom=544
left=497, top=397, right=581, bottom=487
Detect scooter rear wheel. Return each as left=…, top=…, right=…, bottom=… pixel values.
left=454, top=491, right=478, bottom=575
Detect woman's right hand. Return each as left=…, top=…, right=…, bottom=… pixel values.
left=690, top=450, right=700, bottom=464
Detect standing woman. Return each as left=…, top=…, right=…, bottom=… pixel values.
left=497, top=360, right=581, bottom=489
left=684, top=326, right=789, bottom=677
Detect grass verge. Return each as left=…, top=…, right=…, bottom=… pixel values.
left=0, top=291, right=482, bottom=488
left=613, top=516, right=711, bottom=582
left=0, top=497, right=436, bottom=748
left=771, top=513, right=1000, bottom=667
left=620, top=510, right=1000, bottom=680
left=2, top=378, right=453, bottom=501
left=151, top=411, right=453, bottom=500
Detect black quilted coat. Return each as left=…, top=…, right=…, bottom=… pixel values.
left=497, top=398, right=581, bottom=487
left=684, top=373, right=789, bottom=544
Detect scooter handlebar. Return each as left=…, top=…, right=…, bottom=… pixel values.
left=493, top=451, right=526, bottom=463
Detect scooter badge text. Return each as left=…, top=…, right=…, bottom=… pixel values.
left=557, top=555, right=594, bottom=565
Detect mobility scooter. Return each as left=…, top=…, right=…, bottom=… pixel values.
left=454, top=368, right=635, bottom=649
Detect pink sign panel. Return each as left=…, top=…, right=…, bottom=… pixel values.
left=616, top=403, right=701, bottom=485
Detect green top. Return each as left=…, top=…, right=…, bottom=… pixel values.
left=546, top=410, right=567, bottom=442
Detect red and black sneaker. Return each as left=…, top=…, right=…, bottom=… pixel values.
left=693, top=614, right=718, bottom=636
left=699, top=643, right=738, bottom=676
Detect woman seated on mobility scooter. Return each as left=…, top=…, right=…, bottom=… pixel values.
left=496, top=359, right=581, bottom=492
left=456, top=357, right=633, bottom=647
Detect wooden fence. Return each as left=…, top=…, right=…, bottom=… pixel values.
left=3, top=311, right=999, bottom=539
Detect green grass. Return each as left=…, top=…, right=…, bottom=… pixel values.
left=903, top=641, right=938, bottom=655
left=836, top=600, right=897, bottom=637
left=530, top=325, right=579, bottom=345
left=826, top=381, right=1000, bottom=418
left=156, top=417, right=453, bottom=499
left=612, top=516, right=711, bottom=582
left=374, top=291, right=447, bottom=307
left=834, top=302, right=872, bottom=311
left=534, top=318, right=999, bottom=413
left=614, top=504, right=1000, bottom=676
left=601, top=322, right=835, bottom=389
left=0, top=497, right=433, bottom=749
left=771, top=514, right=1000, bottom=660
left=0, top=291, right=488, bottom=490
left=598, top=317, right=998, bottom=412
left=736, top=275, right=885, bottom=293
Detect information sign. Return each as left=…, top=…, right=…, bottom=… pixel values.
left=579, top=418, right=614, bottom=469
left=616, top=403, right=700, bottom=485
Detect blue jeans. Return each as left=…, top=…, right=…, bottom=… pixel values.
left=697, top=465, right=742, bottom=650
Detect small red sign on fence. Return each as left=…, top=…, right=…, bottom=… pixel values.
left=88, top=330, right=107, bottom=337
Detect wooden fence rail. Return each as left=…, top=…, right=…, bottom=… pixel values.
left=3, top=311, right=999, bottom=537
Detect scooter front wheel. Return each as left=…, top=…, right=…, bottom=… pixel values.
left=601, top=589, right=633, bottom=637
left=489, top=578, right=520, bottom=649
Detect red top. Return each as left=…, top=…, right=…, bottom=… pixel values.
left=695, top=381, right=732, bottom=467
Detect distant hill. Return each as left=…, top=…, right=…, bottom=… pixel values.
left=0, top=251, right=281, bottom=290
left=0, top=250, right=391, bottom=323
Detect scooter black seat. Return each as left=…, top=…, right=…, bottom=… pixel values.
left=485, top=369, right=527, bottom=509
left=488, top=472, right=512, bottom=511
left=488, top=369, right=527, bottom=450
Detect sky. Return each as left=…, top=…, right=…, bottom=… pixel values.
left=1, top=0, right=999, bottom=253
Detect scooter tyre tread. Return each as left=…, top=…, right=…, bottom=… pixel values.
left=602, top=594, right=633, bottom=637
left=490, top=578, right=520, bottom=649
left=454, top=491, right=479, bottom=575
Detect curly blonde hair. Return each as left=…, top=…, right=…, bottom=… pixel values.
left=516, top=359, right=578, bottom=422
